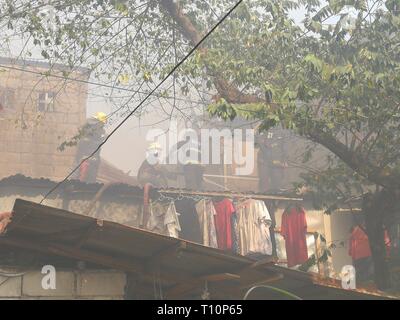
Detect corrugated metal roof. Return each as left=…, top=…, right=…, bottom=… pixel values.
left=0, top=174, right=143, bottom=197
left=97, top=158, right=139, bottom=186
left=0, top=174, right=303, bottom=201
left=0, top=199, right=394, bottom=300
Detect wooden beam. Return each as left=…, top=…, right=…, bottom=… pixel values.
left=239, top=273, right=284, bottom=290
left=0, top=236, right=223, bottom=289
left=235, top=256, right=278, bottom=276
left=201, top=273, right=241, bottom=282
left=166, top=272, right=241, bottom=298
left=0, top=236, right=144, bottom=274
left=249, top=256, right=278, bottom=268
left=145, top=241, right=187, bottom=270
left=264, top=265, right=315, bottom=283
left=183, top=246, right=251, bottom=265
left=26, top=225, right=94, bottom=242
left=74, top=223, right=98, bottom=248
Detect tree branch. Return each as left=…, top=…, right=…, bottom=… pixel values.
left=161, top=0, right=400, bottom=190
left=159, top=0, right=264, bottom=104
left=308, top=127, right=400, bottom=188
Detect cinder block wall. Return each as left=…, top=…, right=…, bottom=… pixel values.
left=0, top=65, right=88, bottom=181
left=0, top=269, right=127, bottom=300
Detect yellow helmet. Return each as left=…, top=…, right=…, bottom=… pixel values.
left=147, top=142, right=162, bottom=151
left=93, top=112, right=107, bottom=124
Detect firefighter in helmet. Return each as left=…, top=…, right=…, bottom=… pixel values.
left=74, top=112, right=107, bottom=183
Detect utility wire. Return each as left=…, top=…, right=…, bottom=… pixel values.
left=40, top=0, right=244, bottom=203
left=0, top=63, right=153, bottom=96
left=0, top=64, right=209, bottom=107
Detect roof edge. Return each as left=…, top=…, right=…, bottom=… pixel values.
left=0, top=56, right=91, bottom=76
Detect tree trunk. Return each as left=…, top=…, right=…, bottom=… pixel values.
left=363, top=193, right=391, bottom=290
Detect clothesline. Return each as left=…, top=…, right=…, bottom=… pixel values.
left=147, top=188, right=318, bottom=269
left=156, top=189, right=303, bottom=202
left=147, top=194, right=276, bottom=256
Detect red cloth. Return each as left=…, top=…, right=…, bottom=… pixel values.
left=0, top=212, right=11, bottom=234
left=142, top=183, right=152, bottom=228
left=281, top=206, right=308, bottom=267
left=349, top=226, right=391, bottom=261
left=213, top=199, right=235, bottom=250
left=79, top=160, right=90, bottom=181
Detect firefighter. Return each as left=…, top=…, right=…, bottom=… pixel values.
left=174, top=137, right=204, bottom=190
left=137, top=142, right=168, bottom=188
left=75, top=112, right=107, bottom=183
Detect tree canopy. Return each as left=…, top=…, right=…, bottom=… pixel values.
left=1, top=0, right=400, bottom=204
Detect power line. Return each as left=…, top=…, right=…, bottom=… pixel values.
left=104, top=38, right=176, bottom=120
left=0, top=63, right=150, bottom=95
left=40, top=0, right=244, bottom=203
left=0, top=63, right=210, bottom=107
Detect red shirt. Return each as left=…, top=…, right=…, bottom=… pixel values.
left=213, top=199, right=235, bottom=250
left=281, top=206, right=308, bottom=267
left=349, top=226, right=391, bottom=261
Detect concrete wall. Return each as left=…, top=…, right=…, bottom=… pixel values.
left=0, top=268, right=126, bottom=300
left=0, top=64, right=88, bottom=181
left=324, top=212, right=354, bottom=275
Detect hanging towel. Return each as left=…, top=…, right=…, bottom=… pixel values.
left=236, top=199, right=272, bottom=256
left=164, top=202, right=181, bottom=239
left=195, top=199, right=218, bottom=248
left=175, top=198, right=202, bottom=243
left=147, top=201, right=168, bottom=235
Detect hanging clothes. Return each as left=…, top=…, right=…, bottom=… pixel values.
left=142, top=183, right=152, bottom=228
left=195, top=199, right=218, bottom=248
left=349, top=225, right=391, bottom=261
left=146, top=201, right=181, bottom=238
left=231, top=211, right=240, bottom=254
left=349, top=225, right=372, bottom=261
left=348, top=225, right=391, bottom=282
left=236, top=199, right=273, bottom=256
left=265, top=200, right=278, bottom=257
left=164, top=202, right=181, bottom=238
left=213, top=198, right=236, bottom=250
left=147, top=201, right=168, bottom=235
left=175, top=198, right=202, bottom=243
left=349, top=225, right=374, bottom=282
left=281, top=206, right=308, bottom=267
